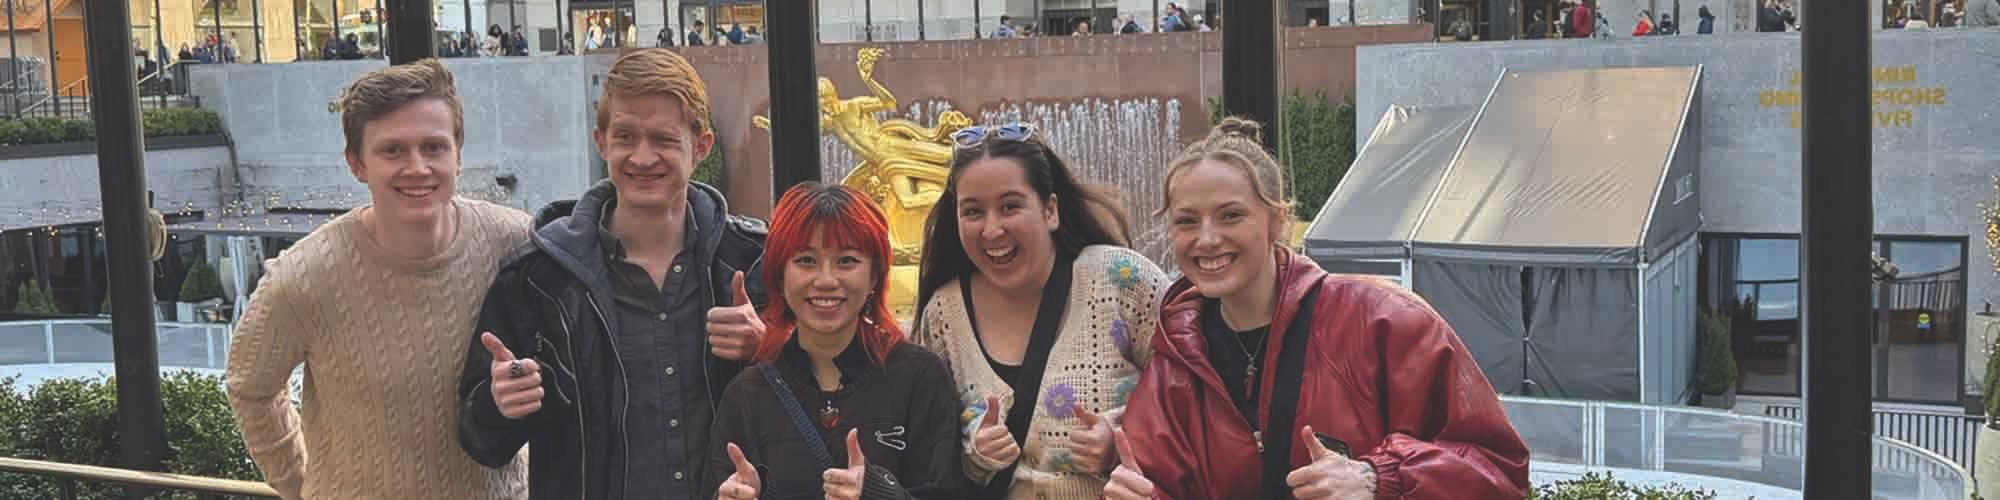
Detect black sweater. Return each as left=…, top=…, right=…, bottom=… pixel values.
left=703, top=338, right=967, bottom=500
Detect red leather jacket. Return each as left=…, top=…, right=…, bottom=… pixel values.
left=1119, top=251, right=1530, bottom=499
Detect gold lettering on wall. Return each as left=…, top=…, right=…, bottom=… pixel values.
left=1761, top=65, right=1948, bottom=129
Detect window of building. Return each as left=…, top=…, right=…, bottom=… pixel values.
left=1699, top=233, right=1968, bottom=405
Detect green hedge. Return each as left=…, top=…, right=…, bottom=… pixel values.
left=0, top=108, right=223, bottom=146
left=1528, top=471, right=1718, bottom=500
left=1206, top=90, right=1359, bottom=220
left=0, top=372, right=261, bottom=499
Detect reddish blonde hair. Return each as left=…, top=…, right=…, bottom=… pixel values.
left=754, top=182, right=905, bottom=365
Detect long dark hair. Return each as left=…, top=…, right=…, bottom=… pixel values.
left=915, top=135, right=1131, bottom=321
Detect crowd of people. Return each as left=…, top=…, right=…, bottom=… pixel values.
left=223, top=48, right=1533, bottom=500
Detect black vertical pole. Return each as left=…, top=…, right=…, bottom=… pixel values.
left=155, top=0, right=166, bottom=61
left=1153, top=0, right=1160, bottom=30
left=1221, top=0, right=1279, bottom=149
left=917, top=0, right=924, bottom=40
left=251, top=0, right=265, bottom=62
left=293, top=0, right=304, bottom=60
left=1091, top=0, right=1098, bottom=32
left=386, top=0, right=432, bottom=62
left=82, top=0, right=170, bottom=491
left=212, top=0, right=224, bottom=54
left=376, top=0, right=386, bottom=58
left=461, top=0, right=472, bottom=51
left=44, top=0, right=56, bottom=117
left=332, top=0, right=341, bottom=50
left=7, top=0, right=20, bottom=114
left=766, top=0, right=818, bottom=198
left=1799, top=0, right=1871, bottom=494
left=706, top=0, right=715, bottom=42
left=864, top=0, right=872, bottom=40
left=974, top=0, right=980, bottom=38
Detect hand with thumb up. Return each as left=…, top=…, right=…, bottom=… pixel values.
left=1284, top=425, right=1376, bottom=500
left=482, top=332, right=543, bottom=419
left=821, top=429, right=869, bottom=500
left=971, top=395, right=1021, bottom=467
left=705, top=271, right=766, bottom=361
left=1102, top=427, right=1155, bottom=500
left=1068, top=404, right=1115, bottom=474
left=717, top=442, right=760, bottom=500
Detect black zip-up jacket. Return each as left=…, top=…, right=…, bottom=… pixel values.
left=458, top=180, right=769, bottom=500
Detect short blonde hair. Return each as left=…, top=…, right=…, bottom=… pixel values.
left=1157, top=116, right=1296, bottom=240
left=597, top=49, right=711, bottom=135
left=339, top=58, right=464, bottom=155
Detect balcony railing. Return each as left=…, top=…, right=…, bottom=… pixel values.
left=1504, top=395, right=1972, bottom=499
left=0, top=456, right=276, bottom=498
left=0, top=321, right=1973, bottom=498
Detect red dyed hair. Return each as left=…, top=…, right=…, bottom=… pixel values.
left=754, top=182, right=906, bottom=366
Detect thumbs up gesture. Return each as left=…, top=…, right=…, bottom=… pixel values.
left=1285, top=426, right=1376, bottom=500
left=971, top=395, right=1021, bottom=466
left=705, top=271, right=765, bottom=361
left=717, top=442, right=760, bottom=500
left=1068, top=404, right=1115, bottom=474
left=1102, top=427, right=1155, bottom=500
left=482, top=332, right=543, bottom=419
left=822, top=429, right=869, bottom=500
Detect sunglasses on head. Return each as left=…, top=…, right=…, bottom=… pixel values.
left=950, top=123, right=1037, bottom=149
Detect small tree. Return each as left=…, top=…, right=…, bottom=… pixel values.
left=11, top=282, right=59, bottom=315
left=178, top=260, right=227, bottom=304
left=1697, top=309, right=1737, bottom=396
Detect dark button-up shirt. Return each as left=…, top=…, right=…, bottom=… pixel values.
left=596, top=200, right=712, bottom=498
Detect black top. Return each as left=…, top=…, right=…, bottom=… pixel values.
left=703, top=336, right=969, bottom=500
left=1202, top=299, right=1271, bottom=429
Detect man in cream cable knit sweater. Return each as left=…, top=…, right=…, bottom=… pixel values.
left=224, top=59, right=532, bottom=499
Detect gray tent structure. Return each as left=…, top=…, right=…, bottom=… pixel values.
left=1304, top=66, right=1705, bottom=404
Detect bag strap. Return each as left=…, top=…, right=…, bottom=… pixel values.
left=1260, top=282, right=1326, bottom=500
left=758, top=363, right=835, bottom=470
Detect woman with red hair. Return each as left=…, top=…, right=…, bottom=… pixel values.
left=704, top=182, right=967, bottom=500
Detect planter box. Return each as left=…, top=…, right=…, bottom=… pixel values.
left=1697, top=387, right=1736, bottom=410
left=0, top=134, right=228, bottom=160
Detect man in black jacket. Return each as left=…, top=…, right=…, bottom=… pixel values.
left=458, top=48, right=770, bottom=500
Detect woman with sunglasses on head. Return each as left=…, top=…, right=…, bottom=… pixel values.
left=1103, top=118, right=1530, bottom=500
left=910, top=123, right=1169, bottom=500
left=705, top=183, right=967, bottom=500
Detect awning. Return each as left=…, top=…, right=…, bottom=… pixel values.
left=1307, top=66, right=1705, bottom=266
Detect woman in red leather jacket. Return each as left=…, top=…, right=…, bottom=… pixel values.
left=1103, top=118, right=1531, bottom=500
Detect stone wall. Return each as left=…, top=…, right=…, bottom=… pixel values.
left=190, top=25, right=1434, bottom=226
left=0, top=145, right=230, bottom=230
left=189, top=57, right=600, bottom=216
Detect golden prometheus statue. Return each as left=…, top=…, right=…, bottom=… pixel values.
left=756, top=48, right=970, bottom=322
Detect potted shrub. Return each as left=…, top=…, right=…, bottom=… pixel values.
left=177, top=259, right=227, bottom=322
left=1696, top=310, right=1738, bottom=410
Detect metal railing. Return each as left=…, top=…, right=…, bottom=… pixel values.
left=0, top=456, right=277, bottom=499
left=1502, top=395, right=1972, bottom=499
left=1765, top=403, right=1985, bottom=478
left=0, top=318, right=232, bottom=371
left=11, top=61, right=200, bottom=121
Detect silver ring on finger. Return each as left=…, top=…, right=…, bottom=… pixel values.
left=509, top=360, right=526, bottom=378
